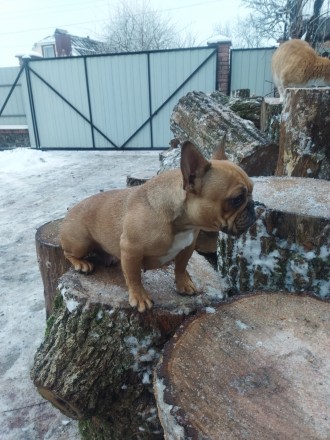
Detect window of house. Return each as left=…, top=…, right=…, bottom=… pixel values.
left=42, top=45, right=56, bottom=58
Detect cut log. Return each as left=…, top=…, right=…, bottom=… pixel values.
left=260, top=97, right=282, bottom=143
left=227, top=96, right=262, bottom=129
left=276, top=88, right=330, bottom=179
left=165, top=90, right=278, bottom=176
left=126, top=172, right=154, bottom=187
left=231, top=88, right=250, bottom=98
left=154, top=292, right=330, bottom=440
left=35, top=219, right=70, bottom=317
left=31, top=243, right=225, bottom=438
left=218, top=177, right=330, bottom=298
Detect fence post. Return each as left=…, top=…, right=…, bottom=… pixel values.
left=208, top=37, right=232, bottom=95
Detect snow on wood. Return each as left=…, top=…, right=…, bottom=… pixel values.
left=31, top=239, right=226, bottom=438
left=218, top=177, right=330, bottom=297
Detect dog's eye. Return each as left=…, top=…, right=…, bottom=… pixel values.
left=230, top=194, right=244, bottom=208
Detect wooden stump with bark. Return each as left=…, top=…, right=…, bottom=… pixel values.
left=35, top=218, right=70, bottom=317
left=218, top=176, right=330, bottom=298
left=276, top=88, right=330, bottom=179
left=154, top=292, right=330, bottom=440
left=126, top=172, right=155, bottom=187
left=32, top=219, right=226, bottom=439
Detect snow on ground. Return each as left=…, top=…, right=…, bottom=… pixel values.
left=0, top=148, right=160, bottom=439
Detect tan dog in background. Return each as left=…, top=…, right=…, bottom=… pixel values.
left=60, top=141, right=255, bottom=312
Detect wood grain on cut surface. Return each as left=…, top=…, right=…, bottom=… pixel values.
left=155, top=293, right=330, bottom=440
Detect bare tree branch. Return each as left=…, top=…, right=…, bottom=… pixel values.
left=103, top=0, right=196, bottom=52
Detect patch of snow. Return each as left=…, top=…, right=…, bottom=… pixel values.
left=124, top=334, right=159, bottom=377
left=142, top=372, right=151, bottom=384
left=207, top=34, right=231, bottom=44
left=96, top=309, right=104, bottom=320
left=154, top=378, right=185, bottom=440
left=236, top=320, right=249, bottom=330
left=60, top=285, right=79, bottom=313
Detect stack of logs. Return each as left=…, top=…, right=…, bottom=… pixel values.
left=31, top=88, right=330, bottom=439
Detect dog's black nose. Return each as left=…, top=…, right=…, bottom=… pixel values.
left=247, top=200, right=256, bottom=221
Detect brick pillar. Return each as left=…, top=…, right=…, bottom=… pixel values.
left=208, top=38, right=232, bottom=95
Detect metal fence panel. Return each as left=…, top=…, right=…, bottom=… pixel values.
left=23, top=47, right=217, bottom=150
left=230, top=47, right=276, bottom=97
left=149, top=48, right=216, bottom=148
left=0, top=67, right=27, bottom=126
left=86, top=53, right=151, bottom=149
left=28, top=58, right=93, bottom=148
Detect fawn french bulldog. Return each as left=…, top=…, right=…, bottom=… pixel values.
left=60, top=141, right=255, bottom=312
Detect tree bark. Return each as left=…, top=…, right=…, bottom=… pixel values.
left=31, top=247, right=226, bottom=439
left=154, top=292, right=330, bottom=440
left=260, top=97, right=282, bottom=144
left=35, top=219, right=70, bottom=318
left=218, top=177, right=330, bottom=298
left=166, top=90, right=278, bottom=176
left=276, top=88, right=330, bottom=179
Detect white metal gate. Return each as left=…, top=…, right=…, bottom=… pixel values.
left=23, top=47, right=217, bottom=149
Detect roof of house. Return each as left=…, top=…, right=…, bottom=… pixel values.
left=32, top=29, right=108, bottom=57
left=70, top=34, right=107, bottom=56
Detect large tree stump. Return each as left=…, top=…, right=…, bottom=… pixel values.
left=35, top=219, right=70, bottom=317
left=154, top=292, right=330, bottom=440
left=162, top=90, right=278, bottom=176
left=31, top=235, right=225, bottom=439
left=275, top=88, right=330, bottom=179
left=218, top=177, right=330, bottom=297
left=126, top=172, right=155, bottom=187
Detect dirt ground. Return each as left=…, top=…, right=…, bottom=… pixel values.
left=0, top=148, right=160, bottom=439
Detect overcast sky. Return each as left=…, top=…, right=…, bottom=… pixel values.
left=0, top=0, right=246, bottom=67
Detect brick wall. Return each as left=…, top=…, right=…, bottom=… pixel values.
left=209, top=39, right=232, bottom=95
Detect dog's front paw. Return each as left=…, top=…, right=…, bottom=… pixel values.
left=129, top=289, right=153, bottom=313
left=175, top=271, right=197, bottom=296
left=65, top=254, right=94, bottom=274
left=74, top=259, right=94, bottom=273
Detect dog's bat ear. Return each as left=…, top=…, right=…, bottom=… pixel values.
left=181, top=141, right=211, bottom=192
left=212, top=135, right=228, bottom=160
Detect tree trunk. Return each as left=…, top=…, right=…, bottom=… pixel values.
left=31, top=242, right=226, bottom=439
left=35, top=219, right=70, bottom=318
left=154, top=292, right=330, bottom=440
left=276, top=88, right=330, bottom=179
left=218, top=177, right=330, bottom=298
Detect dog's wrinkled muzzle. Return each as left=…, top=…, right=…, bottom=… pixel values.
left=222, top=200, right=256, bottom=237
